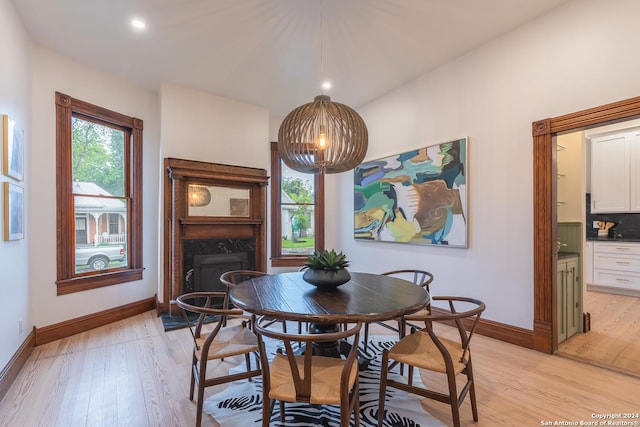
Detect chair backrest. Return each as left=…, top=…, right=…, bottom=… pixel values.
left=220, top=269, right=269, bottom=287
left=423, top=296, right=485, bottom=363
left=253, top=315, right=362, bottom=402
left=382, top=269, right=434, bottom=292
left=176, top=291, right=244, bottom=348
left=219, top=270, right=269, bottom=310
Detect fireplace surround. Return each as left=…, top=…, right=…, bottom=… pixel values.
left=162, top=158, right=268, bottom=315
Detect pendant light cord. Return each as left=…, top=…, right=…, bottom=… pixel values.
left=320, top=0, right=324, bottom=94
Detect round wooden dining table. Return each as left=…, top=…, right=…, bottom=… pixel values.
left=229, top=271, right=429, bottom=361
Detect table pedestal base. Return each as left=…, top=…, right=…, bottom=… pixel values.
left=308, top=322, right=371, bottom=370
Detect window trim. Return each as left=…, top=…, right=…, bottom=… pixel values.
left=270, top=141, right=325, bottom=267
left=55, top=92, right=143, bottom=295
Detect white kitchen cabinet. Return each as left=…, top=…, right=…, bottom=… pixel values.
left=590, top=130, right=640, bottom=213
left=590, top=242, right=640, bottom=297
left=557, top=255, right=580, bottom=344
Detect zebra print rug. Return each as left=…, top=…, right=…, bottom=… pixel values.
left=203, top=336, right=445, bottom=427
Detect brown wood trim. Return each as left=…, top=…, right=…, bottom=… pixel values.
left=56, top=268, right=144, bottom=295
left=55, top=91, right=144, bottom=295
left=35, top=297, right=156, bottom=346
left=271, top=257, right=307, bottom=268
left=0, top=328, right=35, bottom=402
left=532, top=128, right=556, bottom=354
left=431, top=306, right=534, bottom=349
left=269, top=141, right=325, bottom=266
left=533, top=95, right=640, bottom=354
left=163, top=158, right=269, bottom=314
left=550, top=96, right=640, bottom=134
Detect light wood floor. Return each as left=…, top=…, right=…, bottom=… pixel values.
left=556, top=290, right=640, bottom=377
left=0, top=311, right=638, bottom=427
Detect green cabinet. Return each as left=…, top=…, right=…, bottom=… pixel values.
left=557, top=255, right=580, bottom=344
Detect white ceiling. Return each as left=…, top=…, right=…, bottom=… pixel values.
left=12, top=0, right=571, bottom=115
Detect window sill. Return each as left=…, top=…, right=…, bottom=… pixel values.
left=271, top=256, right=307, bottom=268
left=56, top=268, right=143, bottom=295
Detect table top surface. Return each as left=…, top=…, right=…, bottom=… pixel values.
left=229, top=271, right=429, bottom=324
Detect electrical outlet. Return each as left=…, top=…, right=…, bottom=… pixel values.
left=18, top=319, right=23, bottom=335
left=593, top=221, right=600, bottom=228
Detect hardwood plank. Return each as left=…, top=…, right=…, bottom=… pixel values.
left=556, top=291, right=640, bottom=377
left=0, top=311, right=638, bottom=426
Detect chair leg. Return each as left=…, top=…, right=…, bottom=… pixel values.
left=408, top=364, right=414, bottom=386
left=446, top=369, right=461, bottom=427
left=195, top=377, right=205, bottom=427
left=354, top=381, right=360, bottom=427
left=279, top=400, right=285, bottom=423
left=466, top=358, right=479, bottom=421
left=377, top=350, right=390, bottom=427
left=189, top=355, right=196, bottom=400
left=261, top=397, right=271, bottom=427
left=363, top=322, right=369, bottom=351
left=398, top=318, right=405, bottom=376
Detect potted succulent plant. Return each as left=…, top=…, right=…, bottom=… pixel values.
left=302, top=249, right=351, bottom=290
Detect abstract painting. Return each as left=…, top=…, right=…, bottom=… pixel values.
left=354, top=138, right=467, bottom=247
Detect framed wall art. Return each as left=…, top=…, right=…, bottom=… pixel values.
left=4, top=182, right=24, bottom=241
left=354, top=137, right=468, bottom=247
left=2, top=114, right=24, bottom=181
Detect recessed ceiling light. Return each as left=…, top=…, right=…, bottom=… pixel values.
left=322, top=81, right=332, bottom=90
left=131, top=18, right=146, bottom=31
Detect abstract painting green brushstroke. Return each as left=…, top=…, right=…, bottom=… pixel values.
left=354, top=137, right=467, bottom=247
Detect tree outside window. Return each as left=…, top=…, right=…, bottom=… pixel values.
left=270, top=142, right=324, bottom=267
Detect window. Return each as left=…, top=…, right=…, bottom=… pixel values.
left=270, top=141, right=324, bottom=267
left=56, top=92, right=143, bottom=295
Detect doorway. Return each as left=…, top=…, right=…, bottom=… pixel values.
left=552, top=124, right=640, bottom=377
left=532, top=95, right=640, bottom=354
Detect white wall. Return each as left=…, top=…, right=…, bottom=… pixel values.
left=0, top=0, right=32, bottom=370
left=156, top=84, right=270, bottom=299
left=160, top=83, right=269, bottom=170
left=29, top=47, right=160, bottom=327
left=557, top=131, right=585, bottom=223
left=332, top=0, right=640, bottom=329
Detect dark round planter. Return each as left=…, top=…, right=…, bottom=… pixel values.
left=302, top=268, right=351, bottom=291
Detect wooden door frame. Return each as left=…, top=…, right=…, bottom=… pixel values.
left=532, top=96, right=640, bottom=353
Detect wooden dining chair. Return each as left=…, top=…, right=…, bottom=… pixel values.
left=377, top=296, right=486, bottom=427
left=253, top=315, right=363, bottom=427
left=362, top=269, right=434, bottom=350
left=176, top=291, right=261, bottom=427
left=220, top=269, right=297, bottom=332
left=219, top=269, right=270, bottom=313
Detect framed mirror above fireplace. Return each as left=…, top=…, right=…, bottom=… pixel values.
left=161, top=158, right=269, bottom=315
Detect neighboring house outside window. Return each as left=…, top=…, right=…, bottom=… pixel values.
left=270, top=141, right=324, bottom=267
left=55, top=92, right=143, bottom=295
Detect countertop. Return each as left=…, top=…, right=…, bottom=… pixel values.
left=586, top=237, right=640, bottom=243
left=558, top=252, right=580, bottom=260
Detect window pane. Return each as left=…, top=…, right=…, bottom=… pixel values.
left=71, top=116, right=125, bottom=197
left=280, top=206, right=315, bottom=255
left=280, top=161, right=316, bottom=256
left=282, top=162, right=315, bottom=203
left=74, top=196, right=128, bottom=273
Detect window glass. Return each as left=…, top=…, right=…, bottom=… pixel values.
left=70, top=117, right=129, bottom=274
left=280, top=163, right=316, bottom=255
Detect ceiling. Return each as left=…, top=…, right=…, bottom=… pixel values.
left=12, top=0, right=571, bottom=115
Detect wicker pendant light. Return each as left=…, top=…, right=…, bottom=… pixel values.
left=278, top=95, right=368, bottom=174
left=277, top=0, right=368, bottom=174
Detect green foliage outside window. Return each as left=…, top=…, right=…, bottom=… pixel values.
left=72, top=117, right=125, bottom=196
left=282, top=176, right=313, bottom=241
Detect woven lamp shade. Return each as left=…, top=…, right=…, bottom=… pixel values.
left=278, top=95, right=368, bottom=174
